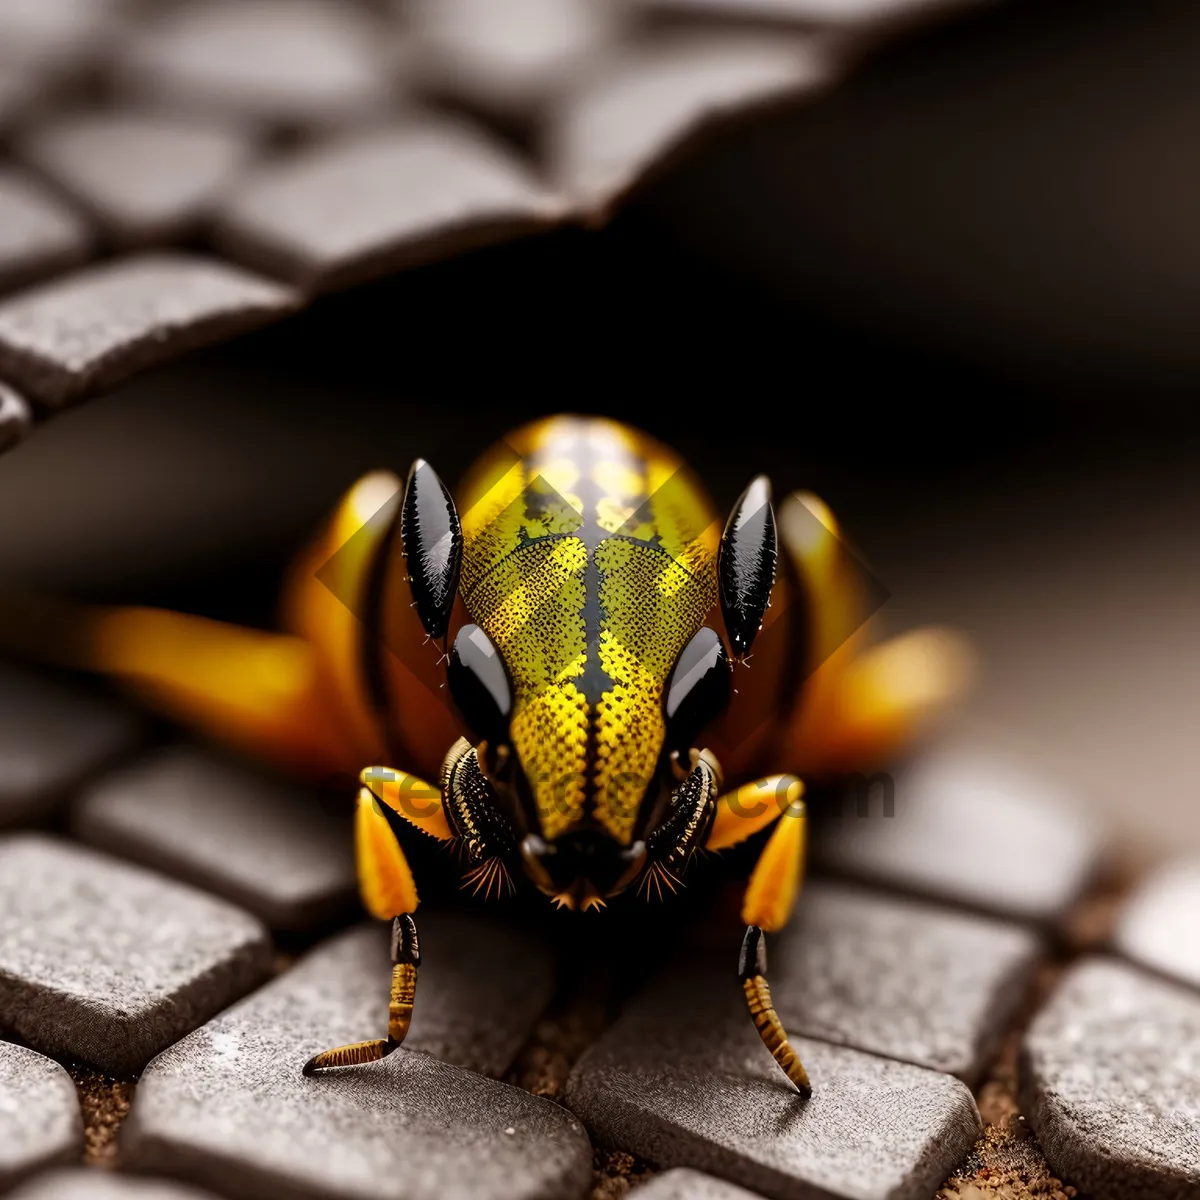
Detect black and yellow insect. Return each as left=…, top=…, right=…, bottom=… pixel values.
left=12, top=415, right=969, bottom=1094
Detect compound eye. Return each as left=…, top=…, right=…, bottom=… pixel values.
left=663, top=626, right=732, bottom=752
left=447, top=624, right=512, bottom=747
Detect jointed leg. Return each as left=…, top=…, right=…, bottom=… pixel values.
left=739, top=927, right=811, bottom=1097
left=303, top=915, right=420, bottom=1074
left=706, top=774, right=811, bottom=1096
left=303, top=780, right=438, bottom=1076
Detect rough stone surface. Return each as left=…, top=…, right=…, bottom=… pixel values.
left=411, top=0, right=623, bottom=119
left=0, top=253, right=297, bottom=407
left=815, top=743, right=1104, bottom=924
left=0, top=0, right=120, bottom=73
left=0, top=663, right=142, bottom=827
left=215, top=119, right=562, bottom=293
left=565, top=960, right=981, bottom=1200
left=20, top=111, right=253, bottom=245
left=1113, top=857, right=1200, bottom=991
left=0, top=167, right=90, bottom=294
left=766, top=881, right=1041, bottom=1083
left=72, top=745, right=356, bottom=935
left=0, top=1040, right=83, bottom=1191
left=8, top=1170, right=219, bottom=1199
left=630, top=1169, right=767, bottom=1200
left=547, top=32, right=832, bottom=217
left=115, top=0, right=401, bottom=130
left=0, top=834, right=273, bottom=1076
left=0, top=382, right=31, bottom=453
left=1021, top=957, right=1200, bottom=1200
left=123, top=920, right=588, bottom=1200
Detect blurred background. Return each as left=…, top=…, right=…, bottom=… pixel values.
left=1, top=0, right=1198, bottom=852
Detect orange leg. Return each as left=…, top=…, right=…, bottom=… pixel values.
left=707, top=774, right=811, bottom=1096
left=303, top=775, right=446, bottom=1076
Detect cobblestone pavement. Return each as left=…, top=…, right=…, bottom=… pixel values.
left=1, top=663, right=1198, bottom=1200
left=0, top=0, right=988, bottom=452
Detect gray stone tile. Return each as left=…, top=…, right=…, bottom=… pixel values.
left=765, top=881, right=1041, bottom=1083
left=19, top=110, right=254, bottom=246
left=214, top=118, right=563, bottom=294
left=1021, top=957, right=1200, bottom=1200
left=410, top=0, right=623, bottom=121
left=114, top=0, right=402, bottom=132
left=565, top=960, right=981, bottom=1200
left=546, top=32, right=833, bottom=220
left=0, top=1040, right=83, bottom=1191
left=814, top=741, right=1104, bottom=924
left=1113, top=858, right=1200, bottom=992
left=0, top=382, right=31, bottom=454
left=0, top=254, right=297, bottom=407
left=0, top=167, right=90, bottom=295
left=0, top=834, right=272, bottom=1076
left=0, top=0, right=120, bottom=74
left=123, top=921, right=588, bottom=1200
left=71, top=745, right=356, bottom=936
left=0, top=663, right=142, bottom=828
left=632, top=1169, right=766, bottom=1200
left=8, top=1169, right=219, bottom=1199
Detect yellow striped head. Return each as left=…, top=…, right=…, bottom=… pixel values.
left=450, top=416, right=725, bottom=901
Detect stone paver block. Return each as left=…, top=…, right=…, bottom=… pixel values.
left=566, top=961, right=981, bottom=1200
left=214, top=119, right=562, bottom=293
left=815, top=743, right=1104, bottom=924
left=0, top=254, right=296, bottom=407
left=0, top=834, right=273, bottom=1075
left=1113, top=857, right=1200, bottom=991
left=768, top=881, right=1041, bottom=1083
left=8, top=1169, right=221, bottom=1199
left=0, top=1040, right=83, bottom=1191
left=1021, top=957, right=1200, bottom=1200
left=123, top=920, right=587, bottom=1200
left=548, top=33, right=832, bottom=218
left=72, top=745, right=356, bottom=935
left=20, top=111, right=253, bottom=245
left=631, top=1168, right=767, bottom=1199
left=0, top=663, right=142, bottom=828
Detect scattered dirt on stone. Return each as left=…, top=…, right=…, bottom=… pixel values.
left=69, top=1065, right=135, bottom=1167
left=53, top=853, right=1146, bottom=1197
left=589, top=1148, right=656, bottom=1200
left=939, top=959, right=1076, bottom=1199
left=940, top=863, right=1142, bottom=1200
left=938, top=1117, right=1077, bottom=1200
left=506, top=968, right=612, bottom=1100
left=505, top=963, right=659, bottom=1199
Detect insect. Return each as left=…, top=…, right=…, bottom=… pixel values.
left=14, top=415, right=968, bottom=1094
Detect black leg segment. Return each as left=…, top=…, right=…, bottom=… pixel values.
left=302, top=914, right=421, bottom=1076
left=738, top=925, right=812, bottom=1097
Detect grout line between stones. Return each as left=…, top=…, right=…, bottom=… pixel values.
left=936, top=860, right=1143, bottom=1200
left=37, top=841, right=1147, bottom=1200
